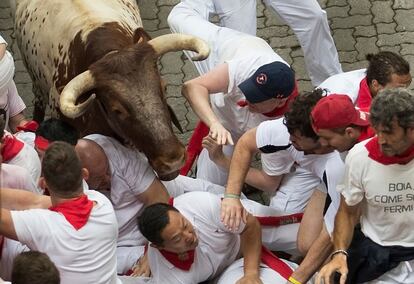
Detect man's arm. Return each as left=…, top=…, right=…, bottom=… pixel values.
left=9, top=113, right=28, bottom=134
left=137, top=178, right=169, bottom=206
left=238, top=213, right=263, bottom=284
left=316, top=197, right=362, bottom=284
left=203, top=135, right=283, bottom=192
left=289, top=224, right=332, bottom=283
left=221, top=128, right=257, bottom=230
left=0, top=188, right=51, bottom=210
left=182, top=63, right=233, bottom=145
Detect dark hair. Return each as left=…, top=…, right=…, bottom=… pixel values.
left=366, top=51, right=410, bottom=86
left=36, top=118, right=79, bottom=145
left=284, top=88, right=327, bottom=140
left=138, top=203, right=178, bottom=246
left=0, top=116, right=5, bottom=138
left=12, top=251, right=60, bottom=284
left=370, top=88, right=414, bottom=131
left=42, top=141, right=83, bottom=198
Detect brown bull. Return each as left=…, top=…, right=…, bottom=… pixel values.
left=11, top=0, right=209, bottom=180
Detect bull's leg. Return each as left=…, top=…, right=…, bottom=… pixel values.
left=32, top=84, right=47, bottom=122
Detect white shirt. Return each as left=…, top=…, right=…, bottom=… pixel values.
left=11, top=190, right=120, bottom=284
left=148, top=191, right=245, bottom=284
left=84, top=134, right=156, bottom=247
left=256, top=119, right=333, bottom=180
left=338, top=139, right=414, bottom=246
left=0, top=163, right=37, bottom=192
left=318, top=69, right=366, bottom=103
left=211, top=34, right=290, bottom=141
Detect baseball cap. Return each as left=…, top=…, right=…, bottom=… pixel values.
left=311, top=94, right=370, bottom=132
left=238, top=61, right=295, bottom=103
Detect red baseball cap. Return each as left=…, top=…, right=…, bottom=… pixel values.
left=311, top=94, right=370, bottom=132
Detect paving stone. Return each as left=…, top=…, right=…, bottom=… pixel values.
left=395, top=10, right=414, bottom=32
left=349, top=0, right=371, bottom=15
left=0, top=7, right=10, bottom=18
left=326, top=0, right=349, bottom=7
left=160, top=52, right=184, bottom=74
left=14, top=71, right=32, bottom=84
left=167, top=97, right=188, bottom=121
left=342, top=60, right=369, bottom=72
left=257, top=26, right=289, bottom=40
left=147, top=28, right=171, bottom=39
left=372, top=1, right=394, bottom=23
left=269, top=35, right=299, bottom=49
left=143, top=19, right=159, bottom=32
left=354, top=25, right=376, bottom=37
left=157, top=0, right=179, bottom=6
left=0, top=18, right=13, bottom=29
left=297, top=80, right=313, bottom=92
left=277, top=47, right=293, bottom=65
left=137, top=0, right=158, bottom=20
left=325, top=6, right=349, bottom=18
left=401, top=44, right=414, bottom=55
left=379, top=45, right=402, bottom=54
left=158, top=6, right=171, bottom=29
left=376, top=22, right=397, bottom=34
left=291, top=56, right=308, bottom=80
left=333, top=29, right=356, bottom=51
left=185, top=110, right=198, bottom=131
left=331, top=15, right=372, bottom=29
left=264, top=9, right=285, bottom=27
left=393, top=0, right=414, bottom=9
left=355, top=37, right=379, bottom=60
left=1, top=29, right=13, bottom=45
left=0, top=0, right=9, bottom=8
left=257, top=17, right=266, bottom=29
left=257, top=1, right=265, bottom=18
left=338, top=51, right=358, bottom=63
left=377, top=32, right=414, bottom=46
left=162, top=73, right=184, bottom=86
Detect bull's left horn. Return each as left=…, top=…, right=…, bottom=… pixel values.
left=59, top=70, right=96, bottom=119
left=148, top=34, right=209, bottom=61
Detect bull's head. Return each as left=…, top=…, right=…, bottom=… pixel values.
left=59, top=33, right=209, bottom=180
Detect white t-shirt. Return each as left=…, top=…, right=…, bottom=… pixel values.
left=318, top=69, right=366, bottom=103
left=3, top=131, right=41, bottom=190
left=148, top=191, right=245, bottom=284
left=84, top=134, right=156, bottom=247
left=11, top=190, right=120, bottom=284
left=338, top=139, right=414, bottom=246
left=0, top=163, right=37, bottom=192
left=256, top=119, right=333, bottom=180
left=322, top=153, right=345, bottom=235
left=211, top=35, right=290, bottom=141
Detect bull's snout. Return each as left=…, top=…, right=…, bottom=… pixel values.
left=151, top=146, right=186, bottom=181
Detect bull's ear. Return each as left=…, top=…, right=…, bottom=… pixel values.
left=133, top=28, right=152, bottom=44
left=167, top=104, right=183, bottom=133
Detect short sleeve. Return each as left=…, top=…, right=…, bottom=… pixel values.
left=123, top=151, right=156, bottom=196
left=11, top=209, right=54, bottom=249
left=336, top=147, right=365, bottom=206
left=7, top=81, right=26, bottom=117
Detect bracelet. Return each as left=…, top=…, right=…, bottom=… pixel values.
left=330, top=249, right=348, bottom=260
left=223, top=193, right=241, bottom=199
left=288, top=276, right=302, bottom=284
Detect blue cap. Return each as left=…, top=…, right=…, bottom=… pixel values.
left=238, top=61, right=295, bottom=103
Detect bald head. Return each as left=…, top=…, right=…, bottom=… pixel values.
left=75, top=139, right=111, bottom=190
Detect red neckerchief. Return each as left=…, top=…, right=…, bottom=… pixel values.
left=356, top=77, right=372, bottom=110
left=1, top=134, right=24, bottom=162
left=357, top=126, right=376, bottom=143
left=16, top=120, right=39, bottom=132
left=365, top=137, right=414, bottom=165
left=49, top=195, right=93, bottom=230
left=237, top=80, right=299, bottom=118
left=34, top=135, right=50, bottom=151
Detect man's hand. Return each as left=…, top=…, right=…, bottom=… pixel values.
left=209, top=121, right=234, bottom=145
left=131, top=253, right=151, bottom=277
left=202, top=135, right=225, bottom=163
left=236, top=273, right=263, bottom=284
left=316, top=254, right=348, bottom=284
left=221, top=197, right=247, bottom=231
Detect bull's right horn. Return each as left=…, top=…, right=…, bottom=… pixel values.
left=148, top=34, right=210, bottom=61
left=59, top=70, right=96, bottom=119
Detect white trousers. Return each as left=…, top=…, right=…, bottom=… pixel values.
left=216, top=257, right=313, bottom=284
left=169, top=0, right=342, bottom=86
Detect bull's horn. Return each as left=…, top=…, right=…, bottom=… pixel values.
left=59, top=70, right=96, bottom=119
left=148, top=34, right=209, bottom=61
